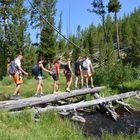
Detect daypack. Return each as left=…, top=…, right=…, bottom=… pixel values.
left=9, top=61, right=18, bottom=75
left=32, top=64, right=39, bottom=76
left=82, top=60, right=89, bottom=71
left=50, top=64, right=56, bottom=75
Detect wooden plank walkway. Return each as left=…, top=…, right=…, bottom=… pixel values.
left=0, top=86, right=105, bottom=110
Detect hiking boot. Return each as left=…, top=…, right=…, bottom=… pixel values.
left=10, top=95, right=17, bottom=100
left=53, top=91, right=58, bottom=94
left=40, top=92, right=44, bottom=96
left=34, top=93, right=41, bottom=97
left=90, top=85, right=94, bottom=88
left=16, top=95, right=24, bottom=99
left=10, top=95, right=23, bottom=100
left=66, top=88, right=71, bottom=93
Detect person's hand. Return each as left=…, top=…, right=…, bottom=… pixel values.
left=24, top=72, right=29, bottom=76
left=49, top=71, right=53, bottom=75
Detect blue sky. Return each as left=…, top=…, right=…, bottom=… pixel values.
left=28, top=0, right=140, bottom=43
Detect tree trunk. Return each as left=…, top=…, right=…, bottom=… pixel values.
left=0, top=87, right=105, bottom=110
left=102, top=14, right=107, bottom=43
left=115, top=12, right=120, bottom=59
left=31, top=91, right=138, bottom=114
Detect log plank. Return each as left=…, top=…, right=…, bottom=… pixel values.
left=0, top=87, right=105, bottom=110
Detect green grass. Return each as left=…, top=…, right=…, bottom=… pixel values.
left=0, top=111, right=92, bottom=140
left=125, top=97, right=140, bottom=110
left=122, top=80, right=140, bottom=91
left=0, top=110, right=139, bottom=140
left=100, top=132, right=140, bottom=140
left=0, top=75, right=140, bottom=140
left=0, top=73, right=69, bottom=99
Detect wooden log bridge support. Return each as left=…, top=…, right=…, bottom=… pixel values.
left=0, top=86, right=105, bottom=110
left=33, top=91, right=139, bottom=114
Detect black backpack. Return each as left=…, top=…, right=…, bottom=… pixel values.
left=9, top=61, right=18, bottom=75
left=32, top=64, right=39, bottom=76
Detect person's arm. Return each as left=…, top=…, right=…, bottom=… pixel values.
left=79, top=65, right=83, bottom=77
left=79, top=64, right=82, bottom=73
left=7, top=64, right=9, bottom=75
left=18, top=67, right=28, bottom=76
left=68, top=61, right=73, bottom=74
left=40, top=63, right=51, bottom=73
left=89, top=62, right=94, bottom=73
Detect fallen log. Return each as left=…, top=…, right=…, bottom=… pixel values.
left=136, top=94, right=140, bottom=101
left=32, top=91, right=139, bottom=114
left=115, top=100, right=133, bottom=113
left=93, top=93, right=119, bottom=120
left=0, top=86, right=105, bottom=110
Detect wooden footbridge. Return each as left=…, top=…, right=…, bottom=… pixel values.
left=0, top=86, right=139, bottom=121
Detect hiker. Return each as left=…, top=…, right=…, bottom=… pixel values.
left=11, top=52, right=28, bottom=100
left=63, top=58, right=72, bottom=92
left=34, top=56, right=52, bottom=97
left=51, top=57, right=61, bottom=93
left=74, top=56, right=84, bottom=89
left=82, top=56, right=94, bottom=88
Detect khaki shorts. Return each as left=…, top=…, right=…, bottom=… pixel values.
left=13, top=73, right=23, bottom=85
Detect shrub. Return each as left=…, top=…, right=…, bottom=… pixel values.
left=1, top=76, right=13, bottom=86
left=94, top=63, right=136, bottom=87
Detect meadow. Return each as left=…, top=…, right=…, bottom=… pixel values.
left=0, top=73, right=140, bottom=140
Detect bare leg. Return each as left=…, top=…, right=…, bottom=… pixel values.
left=75, top=76, right=78, bottom=88
left=13, top=84, right=21, bottom=96
left=80, top=75, right=83, bottom=88
left=67, top=77, right=72, bottom=89
left=36, top=80, right=41, bottom=93
left=86, top=77, right=88, bottom=88
left=54, top=81, right=59, bottom=93
left=40, top=80, right=44, bottom=93
left=90, top=76, right=93, bottom=87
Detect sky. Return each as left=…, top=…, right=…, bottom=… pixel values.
left=28, top=0, right=140, bottom=43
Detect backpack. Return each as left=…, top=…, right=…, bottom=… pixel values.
left=50, top=64, right=56, bottom=75
left=32, top=64, right=39, bottom=76
left=9, top=61, right=18, bottom=75
left=82, top=60, right=89, bottom=71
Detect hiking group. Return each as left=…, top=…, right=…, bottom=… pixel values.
left=8, top=52, right=94, bottom=100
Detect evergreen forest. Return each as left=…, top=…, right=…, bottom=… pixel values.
left=0, top=0, right=140, bottom=140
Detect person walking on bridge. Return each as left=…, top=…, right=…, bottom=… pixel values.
left=10, top=52, right=28, bottom=100
left=63, top=58, right=72, bottom=92
left=51, top=57, right=61, bottom=94
left=74, top=56, right=84, bottom=89
left=82, top=56, right=94, bottom=88
left=34, top=56, right=52, bottom=97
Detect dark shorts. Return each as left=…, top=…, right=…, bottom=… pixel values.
left=65, top=72, right=72, bottom=80
left=52, top=74, right=59, bottom=81
left=75, top=70, right=80, bottom=76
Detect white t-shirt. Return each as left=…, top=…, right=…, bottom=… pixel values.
left=15, top=59, right=21, bottom=67
left=15, top=58, right=21, bottom=73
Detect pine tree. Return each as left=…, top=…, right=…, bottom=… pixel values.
left=108, top=0, right=121, bottom=59
left=0, top=0, right=29, bottom=78
left=129, top=8, right=140, bottom=66
left=105, top=14, right=116, bottom=66
left=30, top=0, right=57, bottom=62
left=72, top=25, right=82, bottom=61
left=57, top=11, right=66, bottom=54
left=121, top=15, right=132, bottom=48
left=88, top=0, right=107, bottom=42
